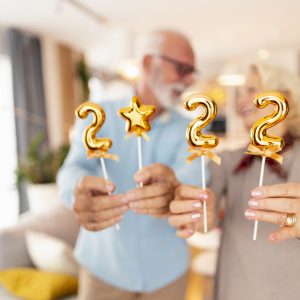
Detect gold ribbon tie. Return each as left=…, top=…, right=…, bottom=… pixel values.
left=186, top=147, right=221, bottom=165
left=125, top=132, right=150, bottom=141
left=245, top=144, right=283, bottom=164
left=87, top=149, right=119, bottom=161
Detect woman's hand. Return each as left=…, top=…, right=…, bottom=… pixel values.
left=168, top=185, right=215, bottom=238
left=245, top=183, right=300, bottom=243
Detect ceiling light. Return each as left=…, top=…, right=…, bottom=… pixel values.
left=217, top=74, right=245, bottom=86
left=258, top=49, right=270, bottom=60
left=119, top=59, right=139, bottom=81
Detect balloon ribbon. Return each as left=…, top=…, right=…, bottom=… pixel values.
left=245, top=144, right=283, bottom=164
left=186, top=147, right=221, bottom=165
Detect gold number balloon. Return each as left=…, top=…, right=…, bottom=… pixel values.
left=250, top=92, right=289, bottom=150
left=185, top=94, right=219, bottom=148
left=247, top=92, right=289, bottom=241
left=184, top=93, right=221, bottom=234
left=75, top=102, right=113, bottom=158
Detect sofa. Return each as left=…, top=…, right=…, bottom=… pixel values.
left=0, top=203, right=80, bottom=300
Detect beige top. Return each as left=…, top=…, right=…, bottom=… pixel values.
left=209, top=141, right=300, bottom=300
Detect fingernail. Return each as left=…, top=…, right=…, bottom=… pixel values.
left=191, top=213, right=201, bottom=220
left=199, top=192, right=208, bottom=200
left=248, top=200, right=258, bottom=207
left=135, top=172, right=145, bottom=182
left=106, top=184, right=114, bottom=192
left=245, top=210, right=256, bottom=218
left=121, top=205, right=129, bottom=212
left=251, top=189, right=263, bottom=197
left=186, top=229, right=194, bottom=236
left=192, top=202, right=202, bottom=208
left=117, top=215, right=123, bottom=221
left=269, top=234, right=278, bottom=243
left=120, top=196, right=128, bottom=203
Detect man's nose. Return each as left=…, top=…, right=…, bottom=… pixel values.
left=181, top=73, right=194, bottom=87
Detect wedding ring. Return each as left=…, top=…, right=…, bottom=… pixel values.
left=284, top=213, right=297, bottom=227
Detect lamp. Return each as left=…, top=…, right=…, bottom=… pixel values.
left=217, top=60, right=245, bottom=86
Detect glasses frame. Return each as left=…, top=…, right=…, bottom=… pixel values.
left=155, top=54, right=199, bottom=78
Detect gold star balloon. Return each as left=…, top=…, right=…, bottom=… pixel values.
left=118, top=96, right=156, bottom=188
left=118, top=96, right=156, bottom=138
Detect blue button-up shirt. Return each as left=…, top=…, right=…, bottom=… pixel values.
left=57, top=97, right=203, bottom=292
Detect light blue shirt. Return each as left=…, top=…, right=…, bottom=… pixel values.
left=57, top=97, right=203, bottom=292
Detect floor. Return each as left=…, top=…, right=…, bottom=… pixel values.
left=185, top=247, right=214, bottom=300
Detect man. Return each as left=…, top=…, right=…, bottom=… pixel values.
left=57, top=30, right=201, bottom=300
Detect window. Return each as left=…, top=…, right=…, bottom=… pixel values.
left=0, top=54, right=19, bottom=228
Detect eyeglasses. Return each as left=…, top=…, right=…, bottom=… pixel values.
left=155, top=54, right=199, bottom=78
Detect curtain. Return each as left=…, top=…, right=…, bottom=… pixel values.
left=8, top=28, right=48, bottom=213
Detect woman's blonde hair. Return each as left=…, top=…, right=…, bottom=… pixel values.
left=251, top=63, right=300, bottom=138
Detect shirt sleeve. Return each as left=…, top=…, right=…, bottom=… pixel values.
left=57, top=115, right=100, bottom=208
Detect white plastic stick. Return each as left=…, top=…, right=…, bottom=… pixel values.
left=201, top=155, right=208, bottom=233
left=100, top=157, right=120, bottom=231
left=253, top=156, right=266, bottom=241
left=137, top=136, right=143, bottom=187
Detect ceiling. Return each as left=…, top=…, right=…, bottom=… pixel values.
left=0, top=0, right=300, bottom=71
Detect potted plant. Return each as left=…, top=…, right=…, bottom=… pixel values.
left=16, top=133, right=69, bottom=213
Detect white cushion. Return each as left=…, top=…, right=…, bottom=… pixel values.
left=0, top=203, right=80, bottom=270
left=25, top=231, right=79, bottom=277
left=0, top=284, right=20, bottom=300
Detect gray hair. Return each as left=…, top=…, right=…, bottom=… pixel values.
left=135, top=29, right=190, bottom=62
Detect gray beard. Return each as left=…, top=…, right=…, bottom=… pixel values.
left=152, top=82, right=186, bottom=109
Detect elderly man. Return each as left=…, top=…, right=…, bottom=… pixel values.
left=57, top=30, right=200, bottom=300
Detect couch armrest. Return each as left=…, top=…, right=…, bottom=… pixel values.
left=0, top=203, right=80, bottom=269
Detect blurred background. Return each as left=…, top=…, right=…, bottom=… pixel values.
left=0, top=1, right=300, bottom=299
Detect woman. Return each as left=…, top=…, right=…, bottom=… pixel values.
left=169, top=63, right=300, bottom=300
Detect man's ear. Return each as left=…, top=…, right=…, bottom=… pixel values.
left=142, top=55, right=153, bottom=73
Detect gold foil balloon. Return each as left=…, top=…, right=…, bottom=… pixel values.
left=250, top=91, right=289, bottom=150
left=246, top=91, right=289, bottom=241
left=185, top=94, right=219, bottom=149
left=118, top=96, right=156, bottom=137
left=75, top=102, right=115, bottom=159
left=184, top=93, right=221, bottom=234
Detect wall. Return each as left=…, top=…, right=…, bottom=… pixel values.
left=42, top=37, right=83, bottom=149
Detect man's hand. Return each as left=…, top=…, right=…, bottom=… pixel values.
left=125, top=163, right=179, bottom=217
left=73, top=176, right=128, bottom=231
left=168, top=185, right=215, bottom=238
